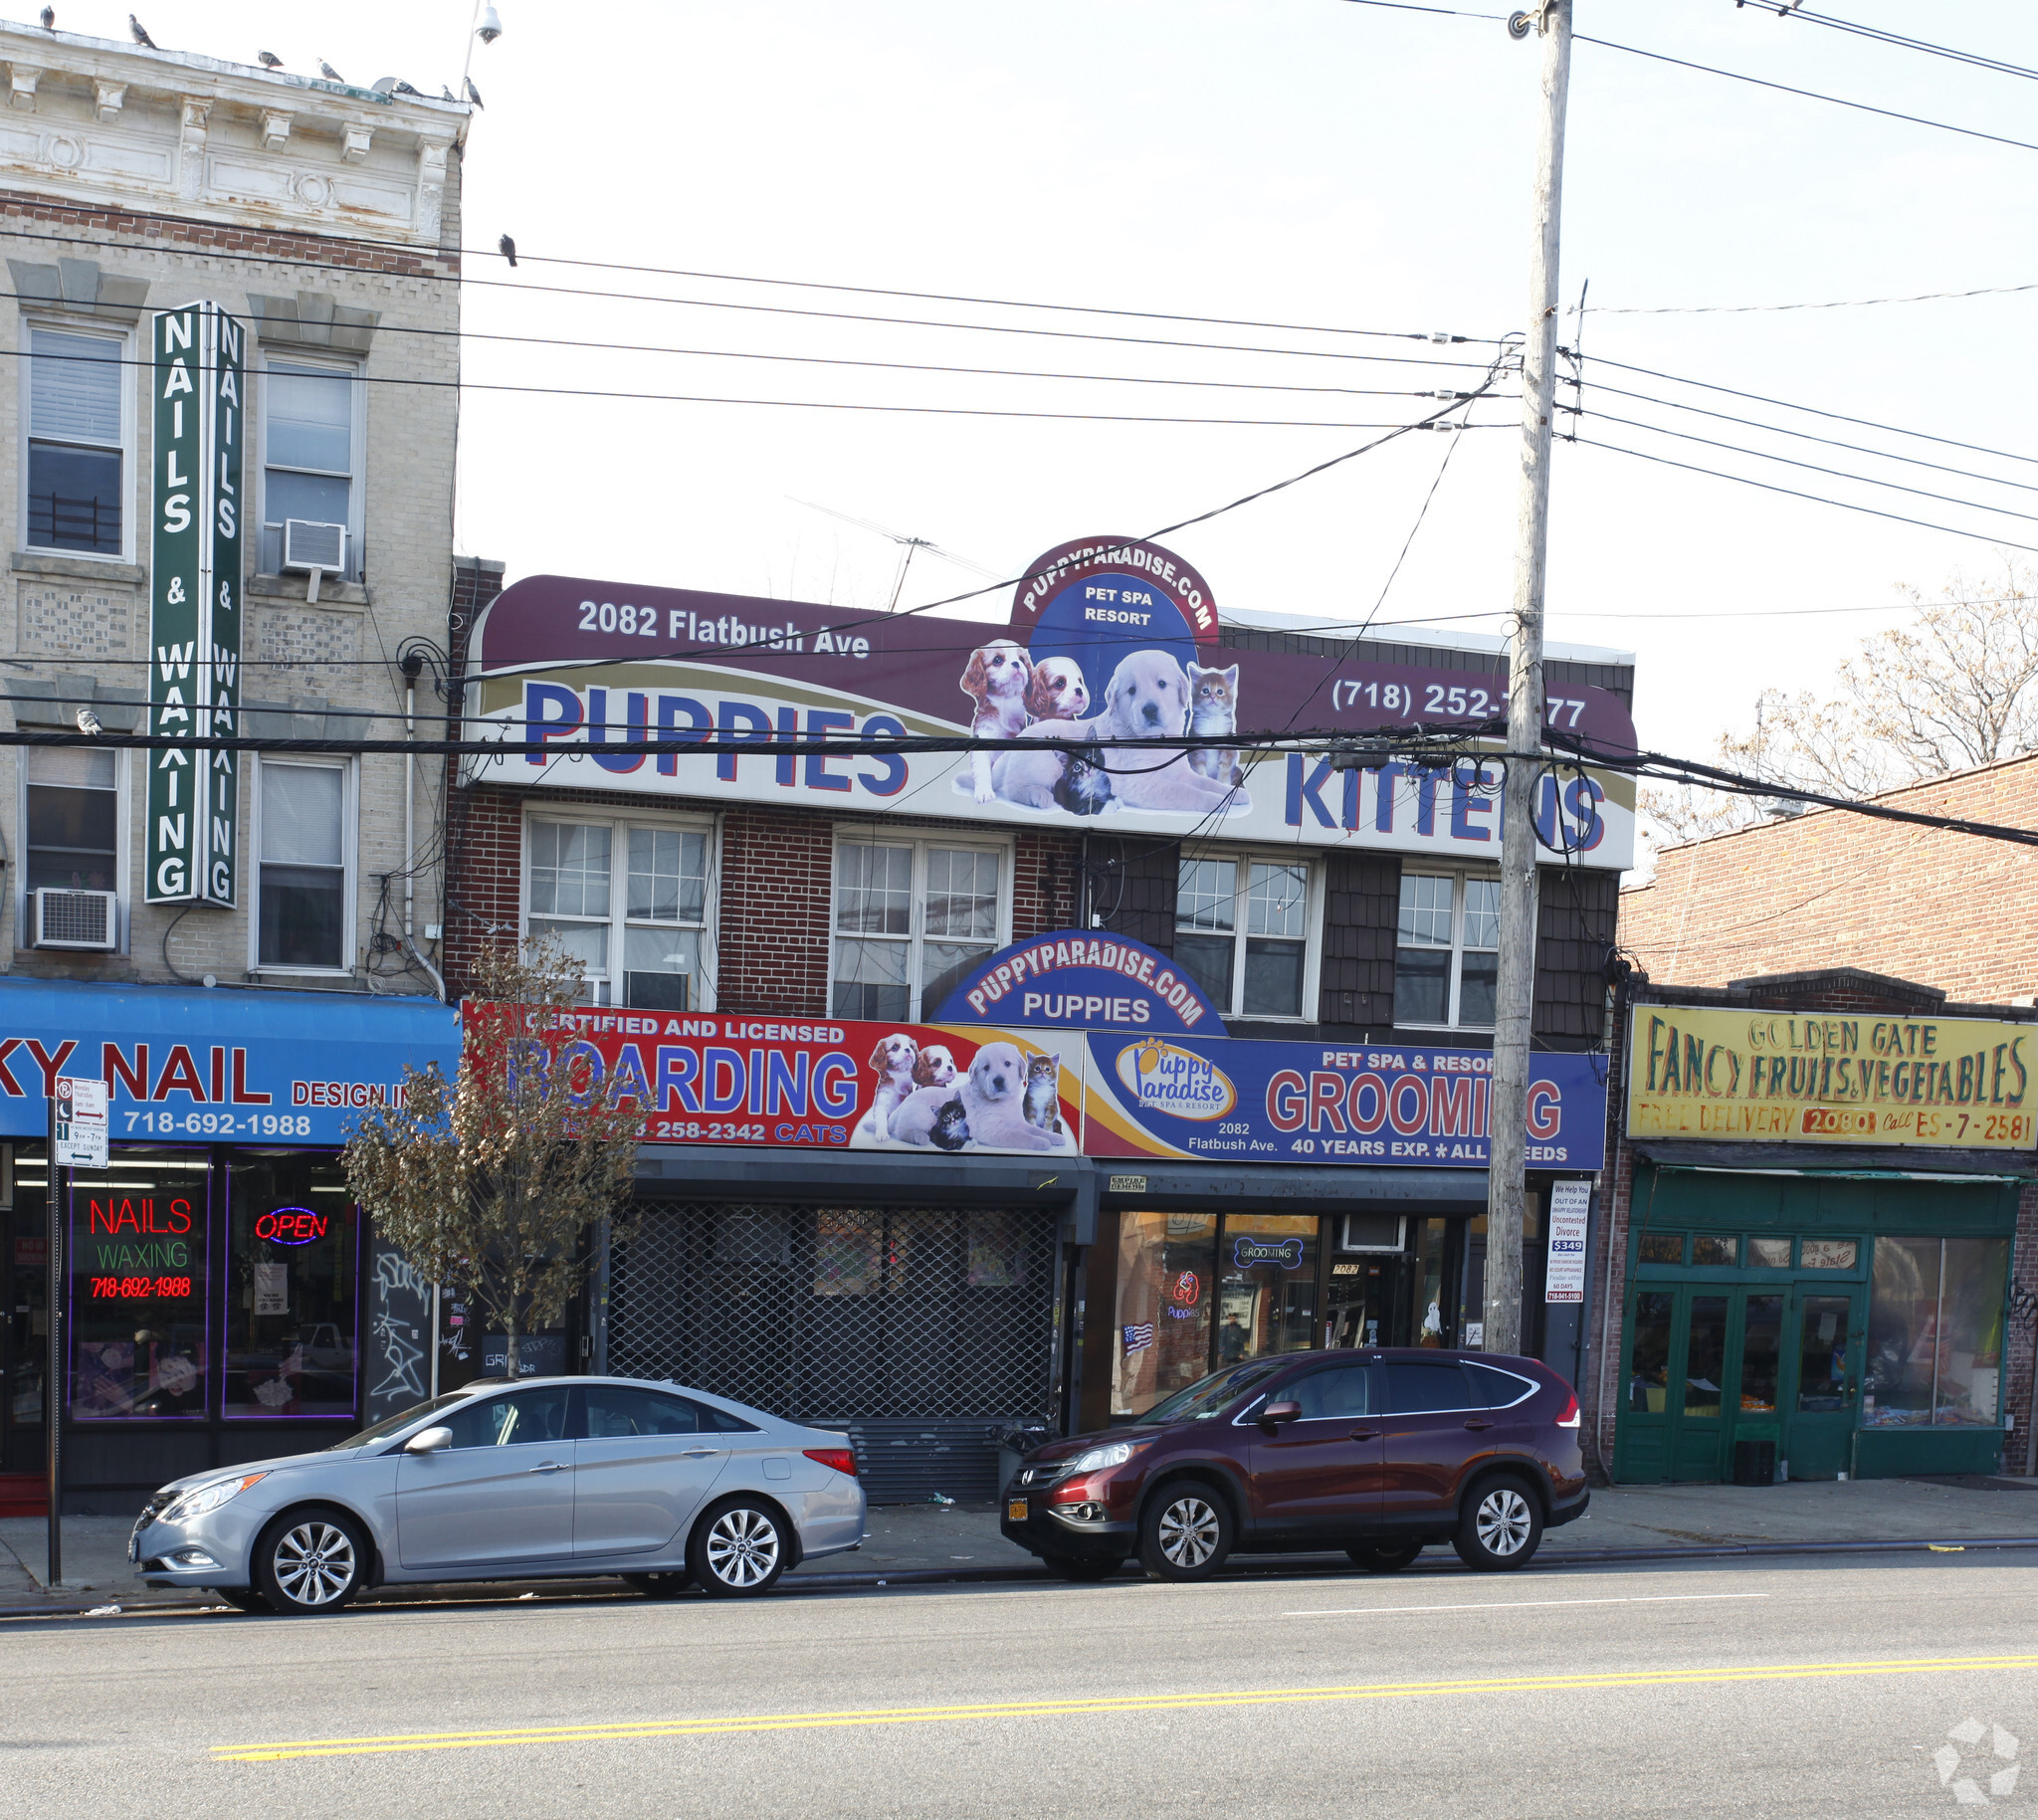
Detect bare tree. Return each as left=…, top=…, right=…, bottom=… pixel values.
left=1640, top=564, right=2038, bottom=859
left=343, top=935, right=641, bottom=1380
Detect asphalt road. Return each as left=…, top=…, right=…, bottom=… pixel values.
left=5, top=1552, right=2036, bottom=1817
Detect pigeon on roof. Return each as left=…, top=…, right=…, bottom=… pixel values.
left=128, top=13, right=155, bottom=48
left=318, top=58, right=344, bottom=83
left=464, top=76, right=483, bottom=108
left=391, top=80, right=420, bottom=96
left=39, top=8, right=54, bottom=29
left=258, top=51, right=283, bottom=70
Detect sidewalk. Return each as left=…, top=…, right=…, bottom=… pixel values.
left=6, top=1476, right=2037, bottom=1613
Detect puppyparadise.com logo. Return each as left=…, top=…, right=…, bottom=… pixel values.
left=1934, top=1719, right=2019, bottom=1804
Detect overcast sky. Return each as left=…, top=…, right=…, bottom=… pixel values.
left=64, top=1, right=2038, bottom=771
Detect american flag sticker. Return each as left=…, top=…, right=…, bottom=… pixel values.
left=1122, top=1322, right=1154, bottom=1354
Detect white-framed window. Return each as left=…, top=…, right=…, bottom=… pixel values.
left=23, top=323, right=130, bottom=558
left=524, top=813, right=715, bottom=1010
left=1393, top=870, right=1501, bottom=1028
left=260, top=355, right=363, bottom=580
left=1172, top=853, right=1318, bottom=1021
left=23, top=743, right=123, bottom=898
left=830, top=836, right=1008, bottom=1022
left=251, top=755, right=356, bottom=973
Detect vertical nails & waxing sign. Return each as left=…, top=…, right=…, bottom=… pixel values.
left=145, top=301, right=245, bottom=906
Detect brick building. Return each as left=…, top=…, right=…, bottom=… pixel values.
left=441, top=551, right=1635, bottom=1496
left=1620, top=755, right=2038, bottom=1003
left=0, top=24, right=471, bottom=1509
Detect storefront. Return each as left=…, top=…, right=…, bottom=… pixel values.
left=0, top=979, right=459, bottom=1508
left=1606, top=993, right=2034, bottom=1483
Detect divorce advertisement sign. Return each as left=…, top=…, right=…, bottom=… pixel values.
left=1082, top=1033, right=1608, bottom=1171
left=463, top=537, right=1636, bottom=869
left=481, top=1008, right=1082, bottom=1156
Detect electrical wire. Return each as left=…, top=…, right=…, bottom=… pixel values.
left=1568, top=407, right=2038, bottom=525
left=1574, top=279, right=2038, bottom=315
left=1573, top=33, right=2038, bottom=155
left=1567, top=377, right=2038, bottom=496
left=1742, top=4, right=2038, bottom=85
left=1574, top=436, right=2038, bottom=555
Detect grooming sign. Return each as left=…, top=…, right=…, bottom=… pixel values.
left=464, top=541, right=1637, bottom=868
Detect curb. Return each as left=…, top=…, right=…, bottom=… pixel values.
left=7, top=1533, right=2037, bottom=1619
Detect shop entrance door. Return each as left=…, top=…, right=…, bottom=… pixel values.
left=1616, top=1287, right=1791, bottom=1484
left=1783, top=1289, right=1864, bottom=1480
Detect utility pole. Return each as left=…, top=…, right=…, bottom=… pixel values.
left=1485, top=0, right=1571, bottom=1357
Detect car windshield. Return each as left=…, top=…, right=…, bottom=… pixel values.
left=325, top=1390, right=474, bottom=1452
left=1133, top=1359, right=1290, bottom=1425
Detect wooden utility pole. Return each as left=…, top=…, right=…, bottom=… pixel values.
left=1485, top=0, right=1572, bottom=1356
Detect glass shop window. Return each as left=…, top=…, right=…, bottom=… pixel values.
left=1865, top=1235, right=2009, bottom=1430
left=68, top=1149, right=211, bottom=1419
left=1113, top=1210, right=1217, bottom=1418
left=1217, top=1214, right=1318, bottom=1363
left=224, top=1151, right=359, bottom=1418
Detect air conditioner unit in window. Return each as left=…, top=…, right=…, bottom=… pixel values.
left=282, top=517, right=347, bottom=602
left=33, top=888, right=117, bottom=951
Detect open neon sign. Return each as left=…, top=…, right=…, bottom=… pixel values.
left=254, top=1206, right=327, bottom=1246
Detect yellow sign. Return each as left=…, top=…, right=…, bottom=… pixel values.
left=1628, top=1005, right=2037, bottom=1151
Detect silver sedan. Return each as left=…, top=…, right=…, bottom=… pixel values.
left=127, top=1376, right=867, bottom=1614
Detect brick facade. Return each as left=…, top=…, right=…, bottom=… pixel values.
left=1621, top=755, right=2038, bottom=1003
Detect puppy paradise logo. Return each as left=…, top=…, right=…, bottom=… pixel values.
left=1119, top=1039, right=1236, bottom=1120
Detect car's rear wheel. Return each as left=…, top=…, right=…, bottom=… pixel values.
left=1453, top=1477, right=1543, bottom=1571
left=690, top=1499, right=789, bottom=1597
left=624, top=1571, right=694, bottom=1598
left=1347, top=1542, right=1423, bottom=1573
left=215, top=1587, right=272, bottom=1614
left=253, top=1509, right=366, bottom=1615
left=1138, top=1483, right=1232, bottom=1582
left=1043, top=1552, right=1124, bottom=1583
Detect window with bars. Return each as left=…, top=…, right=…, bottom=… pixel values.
left=1393, top=871, right=1501, bottom=1028
left=26, top=327, right=125, bottom=556
left=831, top=838, right=1006, bottom=1022
left=1172, top=855, right=1313, bottom=1019
left=525, top=815, right=713, bottom=1008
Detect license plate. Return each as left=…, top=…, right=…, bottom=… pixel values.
left=1007, top=1500, right=1028, bottom=1522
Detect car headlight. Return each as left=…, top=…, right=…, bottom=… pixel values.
left=1066, top=1442, right=1138, bottom=1474
left=159, top=1472, right=268, bottom=1525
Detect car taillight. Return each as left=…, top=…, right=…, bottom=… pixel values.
left=1554, top=1393, right=1580, bottom=1429
left=805, top=1447, right=859, bottom=1477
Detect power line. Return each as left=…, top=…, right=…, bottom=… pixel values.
left=1574, top=33, right=2038, bottom=155
left=1568, top=407, right=2038, bottom=525
left=1574, top=278, right=2038, bottom=315
left=1579, top=354, right=2038, bottom=471
left=1569, top=375, right=2038, bottom=496
left=1744, top=4, right=2038, bottom=85
left=1575, top=436, right=2038, bottom=555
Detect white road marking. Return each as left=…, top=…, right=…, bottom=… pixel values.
left=1285, top=1592, right=1770, bottom=1618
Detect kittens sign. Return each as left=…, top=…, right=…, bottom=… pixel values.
left=528, top=1010, right=1080, bottom=1157
left=464, top=538, right=1638, bottom=868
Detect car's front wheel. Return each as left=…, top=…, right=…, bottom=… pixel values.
left=1454, top=1478, right=1543, bottom=1571
left=253, top=1509, right=367, bottom=1615
left=1347, top=1542, right=1423, bottom=1573
left=690, top=1499, right=790, bottom=1597
left=1138, top=1483, right=1233, bottom=1582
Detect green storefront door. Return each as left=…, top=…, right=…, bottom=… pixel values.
left=1784, top=1288, right=1865, bottom=1480
left=1617, top=1287, right=1766, bottom=1482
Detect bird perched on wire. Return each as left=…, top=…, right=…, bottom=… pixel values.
left=317, top=57, right=343, bottom=83
left=498, top=234, right=516, bottom=268
left=75, top=707, right=102, bottom=736
left=39, top=7, right=54, bottom=30
left=257, top=50, right=283, bottom=70
left=464, top=76, right=484, bottom=108
left=128, top=13, right=155, bottom=48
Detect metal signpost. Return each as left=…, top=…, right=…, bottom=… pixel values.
left=46, top=1075, right=107, bottom=1587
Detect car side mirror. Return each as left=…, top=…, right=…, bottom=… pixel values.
left=405, top=1425, right=454, bottom=1454
left=1260, top=1400, right=1302, bottom=1427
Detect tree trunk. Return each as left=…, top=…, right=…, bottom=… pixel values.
left=502, top=1309, right=520, bottom=1380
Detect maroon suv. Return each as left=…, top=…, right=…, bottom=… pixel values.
left=1002, top=1348, right=1587, bottom=1582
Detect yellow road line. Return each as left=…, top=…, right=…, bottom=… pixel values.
left=211, top=1654, right=2038, bottom=1763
